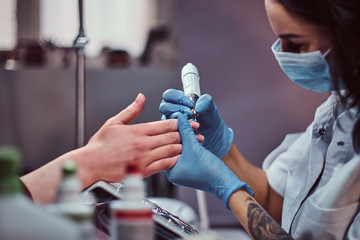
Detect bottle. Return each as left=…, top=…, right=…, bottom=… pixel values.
left=110, top=162, right=154, bottom=240
left=47, top=161, right=94, bottom=240
left=56, top=161, right=84, bottom=204
left=0, top=146, right=80, bottom=240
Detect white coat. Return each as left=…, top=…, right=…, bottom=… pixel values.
left=263, top=91, right=360, bottom=239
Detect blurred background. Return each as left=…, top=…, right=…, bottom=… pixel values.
left=0, top=0, right=328, bottom=229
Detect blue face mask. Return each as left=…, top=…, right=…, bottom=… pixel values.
left=271, top=38, right=340, bottom=93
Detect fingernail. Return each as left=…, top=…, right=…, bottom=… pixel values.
left=197, top=134, right=205, bottom=142
left=135, top=93, right=142, bottom=104
left=190, top=120, right=200, bottom=128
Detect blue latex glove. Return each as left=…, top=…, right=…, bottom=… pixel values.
left=166, top=113, right=253, bottom=209
left=159, top=89, right=233, bottom=158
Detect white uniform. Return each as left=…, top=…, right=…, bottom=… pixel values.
left=263, top=91, right=360, bottom=239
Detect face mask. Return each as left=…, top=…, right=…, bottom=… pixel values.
left=271, top=38, right=341, bottom=93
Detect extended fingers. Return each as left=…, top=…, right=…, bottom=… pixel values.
left=143, top=155, right=180, bottom=178
left=147, top=132, right=181, bottom=149
left=145, top=130, right=204, bottom=150
left=139, top=119, right=199, bottom=136
left=142, top=142, right=182, bottom=176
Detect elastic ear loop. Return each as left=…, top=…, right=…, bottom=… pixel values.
left=323, top=47, right=332, bottom=57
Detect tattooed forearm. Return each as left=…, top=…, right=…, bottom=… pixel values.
left=246, top=197, right=294, bottom=240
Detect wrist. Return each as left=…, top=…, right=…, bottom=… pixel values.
left=215, top=163, right=254, bottom=210
left=228, top=188, right=252, bottom=217
left=66, top=145, right=97, bottom=190
left=222, top=183, right=254, bottom=210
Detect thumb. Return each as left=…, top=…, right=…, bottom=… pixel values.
left=113, top=93, right=145, bottom=125
left=177, top=113, right=198, bottom=146
left=195, top=94, right=216, bottom=114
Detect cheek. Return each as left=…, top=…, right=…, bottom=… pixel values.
left=294, top=22, right=333, bottom=52
left=305, top=36, right=332, bottom=53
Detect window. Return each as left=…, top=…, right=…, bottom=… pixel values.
left=0, top=0, right=17, bottom=50
left=40, top=0, right=156, bottom=57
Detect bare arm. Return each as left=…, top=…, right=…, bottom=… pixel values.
left=223, top=143, right=283, bottom=222
left=20, top=93, right=201, bottom=204
left=229, top=189, right=293, bottom=240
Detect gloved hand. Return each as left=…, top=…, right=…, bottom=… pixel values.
left=166, top=113, right=253, bottom=209
left=159, top=89, right=233, bottom=158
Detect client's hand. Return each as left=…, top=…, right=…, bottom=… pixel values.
left=21, top=93, right=202, bottom=204
left=84, top=93, right=202, bottom=184
left=165, top=114, right=253, bottom=209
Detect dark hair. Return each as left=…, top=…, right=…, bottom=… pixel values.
left=276, top=0, right=360, bottom=152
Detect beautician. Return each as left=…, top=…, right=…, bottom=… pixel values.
left=160, top=0, right=360, bottom=239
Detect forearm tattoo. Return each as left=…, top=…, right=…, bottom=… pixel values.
left=246, top=197, right=294, bottom=240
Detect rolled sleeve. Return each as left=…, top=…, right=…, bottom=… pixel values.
left=346, top=209, right=360, bottom=240
left=262, top=131, right=308, bottom=197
